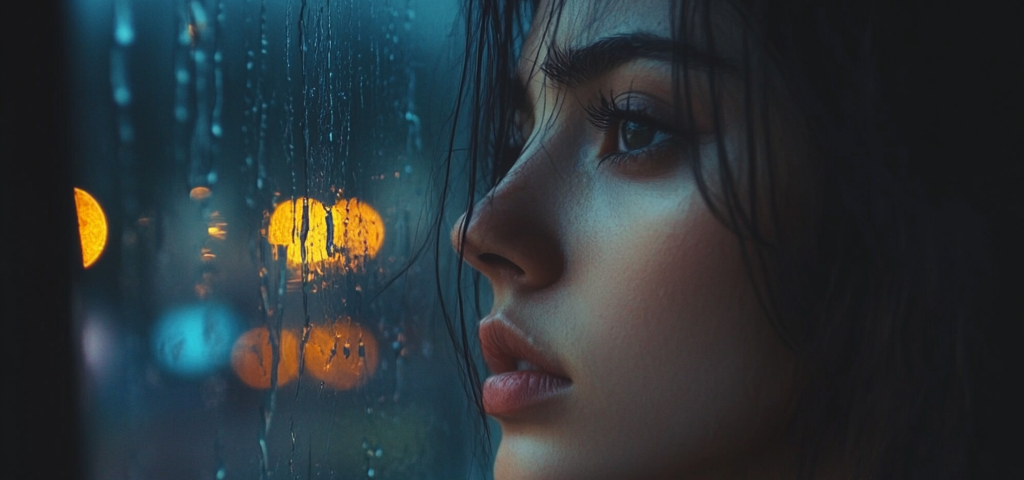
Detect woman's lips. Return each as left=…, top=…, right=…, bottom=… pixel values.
left=482, top=370, right=571, bottom=416
left=478, top=316, right=572, bottom=417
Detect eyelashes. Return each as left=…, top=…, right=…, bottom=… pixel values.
left=584, top=90, right=689, bottom=171
left=496, top=88, right=695, bottom=178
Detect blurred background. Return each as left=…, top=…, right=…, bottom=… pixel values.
left=7, top=0, right=491, bottom=479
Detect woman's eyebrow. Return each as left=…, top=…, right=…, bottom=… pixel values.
left=540, top=32, right=738, bottom=89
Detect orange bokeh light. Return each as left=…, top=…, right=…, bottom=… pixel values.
left=267, top=197, right=334, bottom=267
left=74, top=187, right=108, bottom=268
left=231, top=327, right=300, bottom=389
left=302, top=319, right=379, bottom=390
left=266, top=196, right=384, bottom=271
left=189, top=186, right=211, bottom=201
left=331, top=198, right=385, bottom=269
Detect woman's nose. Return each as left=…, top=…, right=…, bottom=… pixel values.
left=450, top=176, right=564, bottom=294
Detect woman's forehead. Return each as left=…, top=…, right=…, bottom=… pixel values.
left=520, top=0, right=748, bottom=83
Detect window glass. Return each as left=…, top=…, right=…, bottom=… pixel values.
left=67, top=1, right=483, bottom=478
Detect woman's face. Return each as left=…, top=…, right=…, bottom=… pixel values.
left=452, top=0, right=802, bottom=478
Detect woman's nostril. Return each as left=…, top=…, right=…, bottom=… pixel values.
left=477, top=253, right=526, bottom=276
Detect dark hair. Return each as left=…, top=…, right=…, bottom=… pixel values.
left=438, top=0, right=1024, bottom=478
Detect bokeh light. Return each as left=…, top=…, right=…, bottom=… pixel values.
left=151, top=303, right=240, bottom=377
left=74, top=187, right=108, bottom=268
left=189, top=186, right=212, bottom=201
left=303, top=319, right=379, bottom=390
left=266, top=197, right=385, bottom=271
left=332, top=198, right=385, bottom=269
left=82, top=317, right=118, bottom=383
left=267, top=197, right=334, bottom=268
left=231, top=326, right=300, bottom=389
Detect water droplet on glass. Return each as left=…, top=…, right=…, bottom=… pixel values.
left=176, top=69, right=190, bottom=84
left=211, top=123, right=222, bottom=137
left=114, top=87, right=131, bottom=106
left=115, top=24, right=135, bottom=46
left=207, top=171, right=218, bottom=184
left=175, top=106, right=189, bottom=122
left=120, top=123, right=134, bottom=142
left=113, top=0, right=134, bottom=45
left=216, top=468, right=226, bottom=480
left=367, top=468, right=375, bottom=478
left=189, top=1, right=209, bottom=26
left=374, top=448, right=382, bottom=458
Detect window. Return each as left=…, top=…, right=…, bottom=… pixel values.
left=63, top=1, right=483, bottom=478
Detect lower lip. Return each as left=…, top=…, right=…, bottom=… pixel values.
left=482, top=370, right=571, bottom=416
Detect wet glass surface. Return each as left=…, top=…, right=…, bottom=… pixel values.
left=66, top=0, right=486, bottom=478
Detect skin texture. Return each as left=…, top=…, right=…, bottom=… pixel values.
left=452, top=1, right=805, bottom=478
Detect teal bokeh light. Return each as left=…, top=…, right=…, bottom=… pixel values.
left=151, top=303, right=240, bottom=377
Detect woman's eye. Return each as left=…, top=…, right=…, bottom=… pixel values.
left=616, top=119, right=672, bottom=154
left=586, top=91, right=680, bottom=166
left=619, top=120, right=656, bottom=151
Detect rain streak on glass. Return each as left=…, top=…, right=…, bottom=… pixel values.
left=69, top=0, right=482, bottom=479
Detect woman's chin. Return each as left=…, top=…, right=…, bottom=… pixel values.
left=493, top=435, right=573, bottom=480
left=491, top=433, right=639, bottom=480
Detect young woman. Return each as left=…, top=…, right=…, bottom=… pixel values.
left=440, top=0, right=1022, bottom=478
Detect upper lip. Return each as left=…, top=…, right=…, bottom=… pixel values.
left=479, top=315, right=569, bottom=379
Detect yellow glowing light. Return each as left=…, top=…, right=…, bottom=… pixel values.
left=231, top=327, right=300, bottom=389
left=303, top=319, right=379, bottom=390
left=207, top=226, right=226, bottom=239
left=331, top=198, right=385, bottom=268
left=74, top=188, right=108, bottom=268
left=266, top=197, right=385, bottom=271
left=267, top=198, right=334, bottom=267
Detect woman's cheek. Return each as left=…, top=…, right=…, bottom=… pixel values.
left=563, top=192, right=798, bottom=473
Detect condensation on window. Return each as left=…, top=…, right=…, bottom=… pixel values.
left=68, top=0, right=484, bottom=478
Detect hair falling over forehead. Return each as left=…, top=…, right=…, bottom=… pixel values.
left=439, top=0, right=1022, bottom=478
